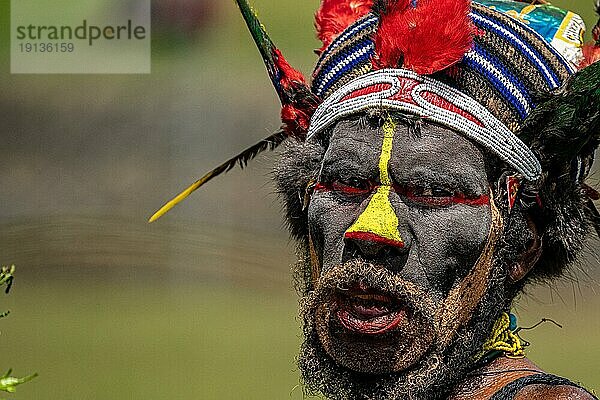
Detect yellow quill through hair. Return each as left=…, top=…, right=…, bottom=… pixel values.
left=148, top=130, right=287, bottom=223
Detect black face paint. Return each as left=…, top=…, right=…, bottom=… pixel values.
left=310, top=118, right=492, bottom=300
left=298, top=116, right=504, bottom=399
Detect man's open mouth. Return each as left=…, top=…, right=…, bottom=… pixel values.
left=335, top=288, right=408, bottom=335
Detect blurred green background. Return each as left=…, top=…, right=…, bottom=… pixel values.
left=0, top=0, right=598, bottom=398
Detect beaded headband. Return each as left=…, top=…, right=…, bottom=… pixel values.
left=307, top=68, right=541, bottom=180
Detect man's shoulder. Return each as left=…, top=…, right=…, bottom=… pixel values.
left=515, top=383, right=596, bottom=400
left=449, top=357, right=597, bottom=400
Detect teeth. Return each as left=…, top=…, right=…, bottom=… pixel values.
left=353, top=293, right=391, bottom=303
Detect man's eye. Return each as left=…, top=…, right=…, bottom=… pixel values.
left=331, top=178, right=372, bottom=194
left=413, top=186, right=453, bottom=197
left=396, top=184, right=489, bottom=207
left=399, top=184, right=457, bottom=207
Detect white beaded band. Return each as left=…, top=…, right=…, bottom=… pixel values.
left=307, top=68, right=542, bottom=181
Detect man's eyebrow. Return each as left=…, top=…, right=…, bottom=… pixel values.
left=322, top=145, right=364, bottom=167
left=396, top=168, right=488, bottom=194
left=320, top=158, right=364, bottom=175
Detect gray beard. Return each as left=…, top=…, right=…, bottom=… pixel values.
left=296, top=258, right=510, bottom=400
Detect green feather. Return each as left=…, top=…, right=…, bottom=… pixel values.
left=234, top=0, right=278, bottom=83
left=520, top=61, right=600, bottom=166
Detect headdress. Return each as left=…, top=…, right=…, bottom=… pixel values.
left=150, top=0, right=600, bottom=248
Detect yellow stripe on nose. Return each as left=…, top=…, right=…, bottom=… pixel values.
left=378, top=118, right=394, bottom=186
left=344, top=117, right=404, bottom=248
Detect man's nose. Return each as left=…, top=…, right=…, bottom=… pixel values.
left=352, top=239, right=387, bottom=258
left=344, top=232, right=406, bottom=257
left=342, top=185, right=410, bottom=267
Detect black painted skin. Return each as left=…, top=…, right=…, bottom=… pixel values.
left=282, top=113, right=595, bottom=399
left=307, top=117, right=494, bottom=374
left=310, top=118, right=492, bottom=294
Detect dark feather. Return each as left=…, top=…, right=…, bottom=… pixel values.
left=221, top=130, right=288, bottom=172
left=235, top=0, right=321, bottom=137
left=519, top=61, right=600, bottom=171
left=235, top=0, right=308, bottom=103
left=517, top=60, right=600, bottom=278
left=594, top=0, right=600, bottom=45
left=371, top=0, right=389, bottom=15
left=585, top=198, right=600, bottom=238
left=149, top=130, right=288, bottom=222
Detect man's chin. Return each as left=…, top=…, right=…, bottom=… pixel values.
left=298, top=317, right=448, bottom=400
left=296, top=259, right=507, bottom=399
left=314, top=296, right=435, bottom=374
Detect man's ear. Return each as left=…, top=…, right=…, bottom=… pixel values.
left=509, top=216, right=543, bottom=282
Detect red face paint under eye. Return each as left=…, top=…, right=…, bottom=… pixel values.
left=314, top=181, right=373, bottom=195
left=315, top=182, right=489, bottom=206
left=392, top=184, right=490, bottom=207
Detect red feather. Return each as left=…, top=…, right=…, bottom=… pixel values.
left=273, top=49, right=308, bottom=90
left=315, top=0, right=374, bottom=52
left=272, top=49, right=322, bottom=137
left=374, top=0, right=474, bottom=75
left=579, top=43, right=600, bottom=69
left=281, top=104, right=312, bottom=135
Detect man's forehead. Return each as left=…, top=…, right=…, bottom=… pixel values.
left=323, top=116, right=491, bottom=191
left=329, top=117, right=382, bottom=145
left=327, top=116, right=486, bottom=159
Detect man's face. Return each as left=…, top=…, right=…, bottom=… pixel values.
left=304, top=115, right=494, bottom=376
